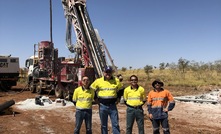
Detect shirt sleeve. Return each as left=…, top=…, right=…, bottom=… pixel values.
left=116, top=78, right=123, bottom=92
left=167, top=90, right=175, bottom=111
left=123, top=87, right=128, bottom=101
left=72, top=87, right=79, bottom=104
left=167, top=90, right=175, bottom=102
left=90, top=79, right=98, bottom=91
left=147, top=91, right=152, bottom=114
left=142, top=87, right=146, bottom=102
left=92, top=89, right=95, bottom=100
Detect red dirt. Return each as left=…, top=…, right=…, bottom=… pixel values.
left=0, top=84, right=221, bottom=134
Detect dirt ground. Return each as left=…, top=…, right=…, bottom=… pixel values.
left=0, top=84, right=221, bottom=134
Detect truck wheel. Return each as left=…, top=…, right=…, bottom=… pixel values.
left=8, top=86, right=12, bottom=90
left=63, top=84, right=74, bottom=101
left=55, top=85, right=63, bottom=98
left=0, top=82, right=11, bottom=91
left=63, top=86, right=70, bottom=100
left=36, top=82, right=43, bottom=94
left=30, top=82, right=36, bottom=93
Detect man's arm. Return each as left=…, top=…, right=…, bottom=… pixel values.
left=117, top=87, right=124, bottom=99
left=72, top=88, right=78, bottom=106
left=167, top=90, right=175, bottom=111
left=147, top=92, right=153, bottom=119
left=142, top=88, right=147, bottom=106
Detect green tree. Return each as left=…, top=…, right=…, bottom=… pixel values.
left=121, top=67, right=127, bottom=72
left=178, top=58, right=189, bottom=73
left=144, top=65, right=153, bottom=80
left=159, top=62, right=169, bottom=70
left=214, top=60, right=221, bottom=73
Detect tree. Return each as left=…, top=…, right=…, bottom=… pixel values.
left=121, top=67, right=127, bottom=72
left=144, top=65, right=153, bottom=80
left=159, top=62, right=169, bottom=70
left=178, top=58, right=189, bottom=79
left=214, top=60, right=221, bottom=73
left=178, top=58, right=189, bottom=73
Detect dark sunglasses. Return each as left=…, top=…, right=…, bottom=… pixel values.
left=105, top=71, right=112, bottom=74
left=130, top=79, right=137, bottom=82
left=82, top=79, right=89, bottom=81
left=155, top=82, right=161, bottom=85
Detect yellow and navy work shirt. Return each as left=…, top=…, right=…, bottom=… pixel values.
left=123, top=85, right=146, bottom=107
left=147, top=88, right=175, bottom=119
left=90, top=76, right=122, bottom=99
left=72, top=86, right=95, bottom=109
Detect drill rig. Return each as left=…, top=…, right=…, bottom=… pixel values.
left=25, top=0, right=116, bottom=100
left=61, top=0, right=110, bottom=77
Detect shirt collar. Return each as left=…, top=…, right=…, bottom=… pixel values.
left=104, top=76, right=114, bottom=80
left=130, top=85, right=139, bottom=90
left=82, top=86, right=89, bottom=90
left=154, top=88, right=164, bottom=92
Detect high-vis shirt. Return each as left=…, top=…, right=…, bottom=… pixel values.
left=123, top=86, right=146, bottom=107
left=90, top=76, right=122, bottom=99
left=147, top=88, right=175, bottom=119
left=72, top=86, right=95, bottom=109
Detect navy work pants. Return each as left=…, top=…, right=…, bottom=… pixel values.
left=151, top=118, right=170, bottom=134
left=74, top=109, right=92, bottom=134
left=126, top=106, right=144, bottom=134
left=99, top=103, right=120, bottom=134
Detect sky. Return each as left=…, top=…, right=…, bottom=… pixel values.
left=0, top=0, right=221, bottom=69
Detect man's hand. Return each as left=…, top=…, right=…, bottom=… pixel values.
left=94, top=98, right=99, bottom=104
left=149, top=114, right=153, bottom=120
left=116, top=98, right=120, bottom=104
left=163, top=108, right=168, bottom=112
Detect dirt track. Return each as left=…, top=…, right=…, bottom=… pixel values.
left=0, top=85, right=221, bottom=134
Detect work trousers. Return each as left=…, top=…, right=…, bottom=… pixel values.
left=151, top=118, right=170, bottom=134
left=74, top=109, right=92, bottom=134
left=99, top=103, right=120, bottom=134
left=126, top=106, right=144, bottom=134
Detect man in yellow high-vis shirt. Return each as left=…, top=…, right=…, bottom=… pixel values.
left=123, top=75, right=146, bottom=134
left=72, top=75, right=95, bottom=134
left=90, top=66, right=122, bottom=134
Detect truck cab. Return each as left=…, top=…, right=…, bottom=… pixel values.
left=25, top=55, right=39, bottom=76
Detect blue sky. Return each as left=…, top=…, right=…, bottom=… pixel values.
left=0, top=0, right=221, bottom=69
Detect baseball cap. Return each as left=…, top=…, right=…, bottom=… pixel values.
left=104, top=66, right=113, bottom=73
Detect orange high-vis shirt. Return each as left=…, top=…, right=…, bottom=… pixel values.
left=147, top=89, right=175, bottom=119
left=147, top=89, right=174, bottom=108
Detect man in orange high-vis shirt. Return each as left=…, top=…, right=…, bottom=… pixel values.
left=147, top=79, right=175, bottom=134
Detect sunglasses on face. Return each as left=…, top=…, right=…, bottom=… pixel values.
left=155, top=82, right=161, bottom=85
left=82, top=79, right=89, bottom=81
left=105, top=72, right=112, bottom=76
left=105, top=71, right=112, bottom=74
left=130, top=79, right=138, bottom=82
